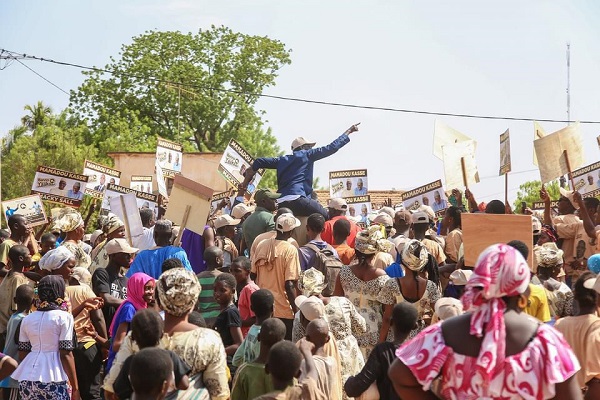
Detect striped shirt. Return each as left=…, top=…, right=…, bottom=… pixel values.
left=196, top=270, right=222, bottom=328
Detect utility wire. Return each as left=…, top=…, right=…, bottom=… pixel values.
left=12, top=57, right=70, bottom=95
left=3, top=49, right=600, bottom=124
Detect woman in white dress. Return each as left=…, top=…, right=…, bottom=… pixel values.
left=12, top=275, right=79, bottom=400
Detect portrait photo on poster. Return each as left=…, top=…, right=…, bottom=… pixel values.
left=102, top=183, right=159, bottom=220
left=83, top=159, right=121, bottom=199
left=345, top=195, right=372, bottom=225
left=31, top=166, right=89, bottom=207
left=329, top=169, right=368, bottom=198
left=156, top=137, right=183, bottom=177
left=571, top=161, right=600, bottom=197
left=130, top=175, right=154, bottom=194
left=218, top=139, right=263, bottom=194
left=3, top=194, right=48, bottom=227
left=402, top=180, right=449, bottom=216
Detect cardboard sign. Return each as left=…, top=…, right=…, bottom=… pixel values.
left=156, top=137, right=183, bottom=178
left=499, top=129, right=511, bottom=175
left=164, top=175, right=214, bottom=236
left=210, top=191, right=232, bottom=216
left=109, top=192, right=144, bottom=244
left=218, top=139, right=263, bottom=195
left=533, top=121, right=546, bottom=167
left=401, top=180, right=449, bottom=216
left=130, top=176, right=154, bottom=193
left=442, top=140, right=480, bottom=190
left=83, top=160, right=121, bottom=199
left=433, top=120, right=476, bottom=161
left=3, top=194, right=47, bottom=227
left=345, top=195, right=371, bottom=225
left=462, top=213, right=533, bottom=268
left=102, top=183, right=159, bottom=219
left=155, top=160, right=169, bottom=199
left=534, top=122, right=585, bottom=183
left=329, top=169, right=368, bottom=198
left=570, top=161, right=600, bottom=197
left=532, top=200, right=559, bottom=210
left=31, top=166, right=89, bottom=208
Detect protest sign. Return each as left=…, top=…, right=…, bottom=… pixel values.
left=155, top=160, right=169, bottom=199
left=401, top=180, right=448, bottom=216
left=210, top=191, right=232, bottom=216
left=345, top=195, right=372, bottom=225
left=83, top=160, right=121, bottom=199
left=217, top=139, right=263, bottom=195
left=156, top=137, right=183, bottom=178
left=329, top=169, right=368, bottom=198
left=433, top=120, right=476, bottom=161
left=532, top=200, right=559, bottom=210
left=462, top=213, right=533, bottom=268
left=570, top=161, right=600, bottom=197
left=2, top=194, right=47, bottom=227
left=31, top=166, right=89, bottom=208
left=102, top=183, right=159, bottom=219
left=533, top=121, right=546, bottom=166
left=442, top=140, right=480, bottom=190
left=130, top=176, right=154, bottom=193
left=534, top=122, right=585, bottom=184
left=165, top=175, right=214, bottom=238
left=109, top=192, right=143, bottom=245
left=499, top=130, right=511, bottom=175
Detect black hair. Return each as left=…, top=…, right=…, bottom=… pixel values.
left=215, top=273, right=236, bottom=290
left=8, top=245, right=29, bottom=265
left=507, top=240, right=529, bottom=261
left=574, top=271, right=598, bottom=309
left=0, top=229, right=9, bottom=240
left=188, top=311, right=207, bottom=328
left=250, top=289, right=274, bottom=318
left=267, top=341, right=302, bottom=382
left=259, top=318, right=287, bottom=346
left=131, top=309, right=164, bottom=348
left=139, top=208, right=154, bottom=226
left=355, top=250, right=375, bottom=266
left=15, top=284, right=34, bottom=309
left=129, top=348, right=173, bottom=396
left=584, top=197, right=600, bottom=211
left=392, top=302, right=419, bottom=334
left=423, top=253, right=440, bottom=286
left=40, top=232, right=56, bottom=243
left=446, top=206, right=462, bottom=228
left=204, top=246, right=223, bottom=267
left=333, top=219, right=351, bottom=241
left=275, top=207, right=293, bottom=219
left=231, top=256, right=251, bottom=272
left=7, top=215, right=25, bottom=229
left=485, top=200, right=506, bottom=214
left=306, top=213, right=325, bottom=233
left=162, top=258, right=184, bottom=273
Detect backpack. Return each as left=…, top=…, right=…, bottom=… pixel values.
left=305, top=243, right=344, bottom=296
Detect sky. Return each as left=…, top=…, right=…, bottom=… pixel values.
left=2, top=1, right=600, bottom=205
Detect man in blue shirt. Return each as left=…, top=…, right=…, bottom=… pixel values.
left=353, top=178, right=367, bottom=195
left=238, top=123, right=360, bottom=219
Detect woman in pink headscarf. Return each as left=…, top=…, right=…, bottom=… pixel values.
left=389, top=243, right=582, bottom=399
left=105, top=272, right=155, bottom=373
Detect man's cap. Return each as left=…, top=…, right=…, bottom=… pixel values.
left=90, top=229, right=103, bottom=245
left=231, top=203, right=255, bottom=219
left=416, top=205, right=435, bottom=222
left=276, top=213, right=301, bottom=233
left=411, top=211, right=430, bottom=225
left=532, top=216, right=542, bottom=235
left=214, top=214, right=241, bottom=230
left=291, top=137, right=316, bottom=151
left=559, top=187, right=580, bottom=210
left=583, top=275, right=600, bottom=292
left=434, top=297, right=463, bottom=321
left=328, top=198, right=348, bottom=211
left=379, top=207, right=395, bottom=219
left=449, top=269, right=473, bottom=286
left=105, top=238, right=139, bottom=255
left=294, top=295, right=326, bottom=321
left=395, top=210, right=412, bottom=224
left=371, top=213, right=393, bottom=227
left=254, top=188, right=281, bottom=203
left=82, top=234, right=92, bottom=242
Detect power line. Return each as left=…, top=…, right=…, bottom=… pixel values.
left=11, top=57, right=70, bottom=95
left=3, top=48, right=600, bottom=124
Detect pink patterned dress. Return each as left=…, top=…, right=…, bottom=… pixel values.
left=395, top=323, right=580, bottom=400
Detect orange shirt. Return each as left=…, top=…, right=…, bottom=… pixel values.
left=332, top=243, right=355, bottom=265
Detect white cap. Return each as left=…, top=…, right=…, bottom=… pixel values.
left=105, top=238, right=139, bottom=255
left=328, top=198, right=348, bottom=211
left=449, top=269, right=472, bottom=286
left=231, top=203, right=255, bottom=219
left=434, top=297, right=463, bottom=320
left=276, top=213, right=301, bottom=233
left=291, top=137, right=316, bottom=151
left=214, top=214, right=241, bottom=230
left=295, top=295, right=326, bottom=321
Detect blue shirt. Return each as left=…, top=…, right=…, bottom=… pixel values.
left=298, top=240, right=339, bottom=271
left=252, top=133, right=350, bottom=198
left=126, top=246, right=193, bottom=279
left=354, top=187, right=367, bottom=196
left=66, top=190, right=84, bottom=200
left=106, top=302, right=136, bottom=372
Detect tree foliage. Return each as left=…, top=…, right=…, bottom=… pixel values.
left=513, top=180, right=562, bottom=211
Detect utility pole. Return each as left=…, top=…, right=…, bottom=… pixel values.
left=566, top=43, right=571, bottom=124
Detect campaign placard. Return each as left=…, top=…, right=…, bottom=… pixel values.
left=83, top=160, right=121, bottom=199
left=442, top=140, right=480, bottom=190
left=532, top=200, right=559, bottom=210
left=401, top=180, right=449, bottom=216
left=534, top=122, right=585, bottom=183
left=156, top=137, right=183, bottom=178
left=102, top=183, right=159, bottom=218
left=499, top=129, right=511, bottom=175
left=210, top=191, right=232, bottom=216
left=345, top=195, right=371, bottom=225
left=329, top=169, right=368, bottom=198
left=130, top=176, right=154, bottom=193
left=218, top=139, right=263, bottom=194
left=570, top=161, right=600, bottom=197
left=155, top=160, right=169, bottom=199
left=3, top=194, right=47, bottom=227
left=31, top=166, right=89, bottom=208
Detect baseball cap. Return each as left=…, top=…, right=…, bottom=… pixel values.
left=83, top=234, right=91, bottom=242
left=276, top=213, right=301, bottom=233
left=255, top=188, right=281, bottom=203
left=379, top=207, right=395, bottom=219
left=231, top=203, right=255, bottom=219
left=294, top=295, right=326, bottom=321
left=583, top=275, right=600, bottom=291
left=411, top=211, right=430, bottom=225
left=395, top=210, right=412, bottom=224
left=449, top=269, right=473, bottom=286
left=532, top=216, right=542, bottom=235
left=559, top=187, right=579, bottom=210
left=105, top=238, right=139, bottom=255
left=371, top=213, right=393, bottom=227
left=291, top=137, right=316, bottom=151
left=328, top=198, right=348, bottom=211
left=90, top=229, right=103, bottom=245
left=434, top=297, right=463, bottom=321
left=214, top=214, right=241, bottom=230
left=417, top=205, right=436, bottom=222
left=70, top=267, right=92, bottom=286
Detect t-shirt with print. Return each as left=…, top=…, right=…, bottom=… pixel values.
left=92, top=267, right=128, bottom=329
left=555, top=216, right=596, bottom=279
left=232, top=324, right=261, bottom=367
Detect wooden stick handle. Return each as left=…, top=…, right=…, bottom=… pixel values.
left=173, top=205, right=191, bottom=247
left=504, top=173, right=509, bottom=206
left=461, top=157, right=468, bottom=189
left=563, top=150, right=576, bottom=190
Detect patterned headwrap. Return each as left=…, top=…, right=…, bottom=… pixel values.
left=460, top=243, right=530, bottom=382
left=355, top=225, right=393, bottom=255
left=541, top=224, right=558, bottom=243
left=157, top=268, right=201, bottom=317
left=401, top=239, right=429, bottom=272
left=54, top=208, right=84, bottom=233
left=36, top=275, right=68, bottom=312
left=298, top=268, right=326, bottom=296
left=535, top=242, right=564, bottom=268
left=104, top=214, right=125, bottom=235
left=39, top=246, right=75, bottom=271
left=109, top=272, right=154, bottom=335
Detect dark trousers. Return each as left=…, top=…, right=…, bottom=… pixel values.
left=279, top=197, right=328, bottom=219
left=73, top=342, right=103, bottom=400
left=278, top=318, right=294, bottom=341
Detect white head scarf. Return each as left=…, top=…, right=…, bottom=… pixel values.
left=39, top=247, right=74, bottom=271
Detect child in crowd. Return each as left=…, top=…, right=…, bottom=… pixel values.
left=113, top=309, right=190, bottom=399
left=213, top=273, right=243, bottom=375
left=30, top=232, right=56, bottom=268
left=129, top=348, right=175, bottom=400
left=231, top=256, right=259, bottom=337
left=231, top=318, right=286, bottom=399
left=196, top=246, right=223, bottom=328
left=161, top=258, right=184, bottom=274
left=344, top=302, right=418, bottom=400
left=0, top=284, right=33, bottom=400
left=232, top=289, right=274, bottom=367
left=302, top=319, right=342, bottom=400
left=331, top=219, right=355, bottom=265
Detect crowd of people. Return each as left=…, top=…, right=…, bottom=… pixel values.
left=0, top=127, right=598, bottom=400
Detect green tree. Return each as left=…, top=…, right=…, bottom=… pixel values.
left=513, top=180, right=562, bottom=211
left=21, top=101, right=53, bottom=131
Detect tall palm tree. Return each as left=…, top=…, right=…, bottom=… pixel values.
left=21, top=101, right=52, bottom=131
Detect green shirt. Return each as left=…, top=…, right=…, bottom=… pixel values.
left=196, top=270, right=221, bottom=328
left=0, top=239, right=17, bottom=267
left=231, top=362, right=273, bottom=400
left=242, top=207, right=275, bottom=254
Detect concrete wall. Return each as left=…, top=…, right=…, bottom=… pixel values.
left=108, top=152, right=231, bottom=193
